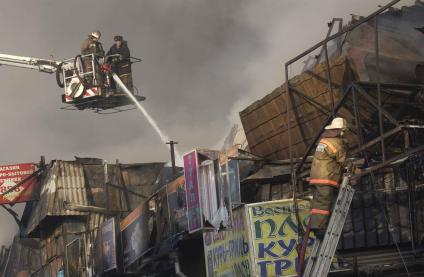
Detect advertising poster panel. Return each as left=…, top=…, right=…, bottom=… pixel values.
left=120, top=202, right=150, bottom=269
left=0, top=163, right=37, bottom=204
left=203, top=206, right=251, bottom=277
left=221, top=159, right=241, bottom=206
left=167, top=176, right=188, bottom=234
left=247, top=199, right=313, bottom=277
left=183, top=150, right=203, bottom=233
left=100, top=218, right=118, bottom=272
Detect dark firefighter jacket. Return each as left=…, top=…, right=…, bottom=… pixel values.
left=81, top=37, right=105, bottom=57
left=309, top=131, right=347, bottom=188
left=107, top=41, right=132, bottom=75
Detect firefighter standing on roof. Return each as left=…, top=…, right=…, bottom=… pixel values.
left=107, top=35, right=133, bottom=92
left=309, top=117, right=348, bottom=239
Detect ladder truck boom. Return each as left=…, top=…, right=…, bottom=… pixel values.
left=0, top=52, right=145, bottom=112
left=0, top=53, right=60, bottom=74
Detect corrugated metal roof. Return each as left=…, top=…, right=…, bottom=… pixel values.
left=25, top=160, right=175, bottom=236
left=26, top=160, right=89, bottom=235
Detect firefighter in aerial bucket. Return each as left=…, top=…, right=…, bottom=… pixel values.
left=81, top=30, right=105, bottom=58
left=107, top=35, right=133, bottom=93
left=80, top=30, right=105, bottom=86
left=308, top=117, right=348, bottom=239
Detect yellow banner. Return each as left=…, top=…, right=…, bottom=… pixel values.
left=203, top=206, right=251, bottom=277
left=247, top=199, right=313, bottom=277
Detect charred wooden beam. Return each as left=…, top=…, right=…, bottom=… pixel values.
left=106, top=182, right=147, bottom=199
left=289, top=86, right=331, bottom=116
left=63, top=202, right=119, bottom=215
left=354, top=144, right=424, bottom=179
left=352, top=126, right=402, bottom=155
left=353, top=83, right=400, bottom=127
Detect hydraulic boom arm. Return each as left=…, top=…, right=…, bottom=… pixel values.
left=0, top=53, right=60, bottom=74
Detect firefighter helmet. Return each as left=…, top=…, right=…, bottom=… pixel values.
left=91, top=31, right=101, bottom=40
left=325, top=117, right=347, bottom=130
left=114, top=35, right=123, bottom=41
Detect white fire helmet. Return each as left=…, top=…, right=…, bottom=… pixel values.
left=325, top=117, right=347, bottom=131
left=91, top=30, right=101, bottom=40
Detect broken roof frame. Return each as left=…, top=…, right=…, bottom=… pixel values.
left=283, top=0, right=424, bottom=188
left=281, top=0, right=424, bottom=273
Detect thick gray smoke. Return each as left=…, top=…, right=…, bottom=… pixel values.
left=0, top=0, right=414, bottom=247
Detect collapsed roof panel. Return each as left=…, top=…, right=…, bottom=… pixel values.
left=240, top=56, right=355, bottom=160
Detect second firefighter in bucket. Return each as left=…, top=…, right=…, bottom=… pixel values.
left=309, top=117, right=348, bottom=239
left=107, top=35, right=133, bottom=93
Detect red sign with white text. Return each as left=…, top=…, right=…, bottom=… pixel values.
left=0, top=163, right=37, bottom=204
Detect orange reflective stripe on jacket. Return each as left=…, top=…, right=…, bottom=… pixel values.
left=311, top=208, right=330, bottom=215
left=309, top=178, right=339, bottom=187
left=320, top=138, right=338, bottom=153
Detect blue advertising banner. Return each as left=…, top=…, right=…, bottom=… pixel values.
left=167, top=176, right=188, bottom=234
left=101, top=218, right=117, bottom=272
left=120, top=202, right=150, bottom=269
left=95, top=218, right=119, bottom=274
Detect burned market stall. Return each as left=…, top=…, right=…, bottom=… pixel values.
left=13, top=158, right=175, bottom=277
left=238, top=1, right=424, bottom=275
left=0, top=236, right=40, bottom=277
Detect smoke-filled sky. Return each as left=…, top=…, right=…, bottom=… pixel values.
left=0, top=0, right=415, bottom=246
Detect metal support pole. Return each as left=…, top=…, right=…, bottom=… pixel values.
left=337, top=19, right=343, bottom=56
left=285, top=71, right=293, bottom=170
left=406, top=161, right=416, bottom=252
left=352, top=90, right=372, bottom=248
left=40, top=156, right=46, bottom=169
left=290, top=87, right=331, bottom=116
left=166, top=140, right=178, bottom=177
left=375, top=15, right=386, bottom=161
left=352, top=88, right=364, bottom=146
left=323, top=42, right=335, bottom=114
left=284, top=65, right=304, bottom=244
left=116, top=159, right=132, bottom=211
left=404, top=129, right=410, bottom=150
left=38, top=155, right=46, bottom=275
left=103, top=161, right=109, bottom=211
